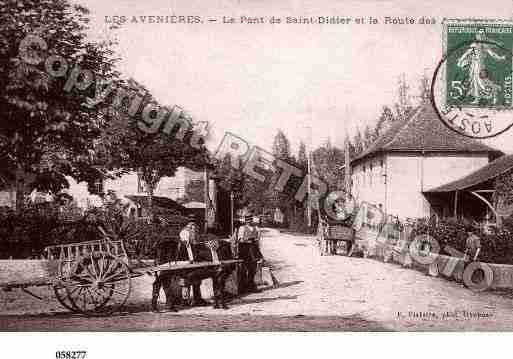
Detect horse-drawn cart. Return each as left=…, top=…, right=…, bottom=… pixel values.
left=317, top=219, right=355, bottom=256
left=0, top=232, right=240, bottom=315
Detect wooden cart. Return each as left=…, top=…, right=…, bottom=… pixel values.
left=317, top=219, right=355, bottom=256
left=0, top=234, right=240, bottom=315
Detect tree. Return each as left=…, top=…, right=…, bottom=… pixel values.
left=419, top=72, right=431, bottom=105
left=265, top=129, right=297, bottom=224
left=297, top=141, right=307, bottom=170
left=494, top=169, right=513, bottom=207
left=0, top=0, right=120, bottom=211
left=212, top=153, right=269, bottom=215
left=363, top=125, right=374, bottom=149
left=311, top=140, right=345, bottom=192
left=105, top=79, right=210, bottom=220
left=395, top=73, right=415, bottom=121
left=375, top=105, right=395, bottom=139
left=241, top=175, right=269, bottom=215
left=353, top=128, right=364, bottom=155
left=214, top=153, right=244, bottom=206
left=272, top=129, right=292, bottom=161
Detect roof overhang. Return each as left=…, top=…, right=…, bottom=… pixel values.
left=424, top=154, right=513, bottom=193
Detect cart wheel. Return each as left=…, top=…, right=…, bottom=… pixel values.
left=347, top=242, right=355, bottom=257
left=66, top=252, right=131, bottom=315
left=318, top=237, right=324, bottom=255
left=53, top=260, right=77, bottom=312
left=53, top=286, right=75, bottom=311
left=317, top=226, right=324, bottom=255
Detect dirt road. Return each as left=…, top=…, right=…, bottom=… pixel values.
left=1, top=228, right=513, bottom=331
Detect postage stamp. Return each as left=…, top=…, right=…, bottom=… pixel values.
left=432, top=19, right=513, bottom=138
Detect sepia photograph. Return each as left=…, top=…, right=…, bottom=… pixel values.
left=2, top=0, right=513, bottom=353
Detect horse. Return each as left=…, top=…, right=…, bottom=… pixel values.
left=151, top=237, right=237, bottom=312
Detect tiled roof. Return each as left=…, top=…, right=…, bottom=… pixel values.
left=425, top=154, right=513, bottom=192
left=352, top=104, right=502, bottom=164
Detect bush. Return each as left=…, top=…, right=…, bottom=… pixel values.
left=413, top=218, right=513, bottom=265
left=0, top=196, right=185, bottom=259
left=0, top=204, right=62, bottom=258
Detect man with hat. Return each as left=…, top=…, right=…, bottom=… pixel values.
left=179, top=214, right=208, bottom=306
left=180, top=214, right=199, bottom=262
left=464, top=224, right=481, bottom=262
left=236, top=214, right=262, bottom=293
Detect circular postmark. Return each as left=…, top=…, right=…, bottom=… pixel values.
left=431, top=37, right=513, bottom=139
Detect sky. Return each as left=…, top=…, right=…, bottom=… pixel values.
left=79, top=0, right=513, bottom=155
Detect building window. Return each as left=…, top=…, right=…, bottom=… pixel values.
left=137, top=174, right=145, bottom=193
left=95, top=180, right=103, bottom=194
left=88, top=178, right=104, bottom=195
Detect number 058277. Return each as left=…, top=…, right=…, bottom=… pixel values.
left=55, top=351, right=87, bottom=359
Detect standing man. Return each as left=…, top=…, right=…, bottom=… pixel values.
left=237, top=214, right=262, bottom=293
left=464, top=225, right=482, bottom=262
left=179, top=214, right=199, bottom=263
left=249, top=216, right=263, bottom=256
left=179, top=214, right=208, bottom=306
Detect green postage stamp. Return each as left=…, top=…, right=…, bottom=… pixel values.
left=443, top=19, right=513, bottom=108
left=433, top=19, right=513, bottom=138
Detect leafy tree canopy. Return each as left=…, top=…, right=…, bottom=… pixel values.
left=0, top=0, right=120, bottom=208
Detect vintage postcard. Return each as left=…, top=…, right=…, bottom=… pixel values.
left=3, top=0, right=513, bottom=352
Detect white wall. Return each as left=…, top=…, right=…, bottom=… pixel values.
left=385, top=154, right=425, bottom=219
left=351, top=155, right=386, bottom=210
left=0, top=189, right=15, bottom=208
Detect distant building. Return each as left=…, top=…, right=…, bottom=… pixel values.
left=349, top=104, right=503, bottom=220
left=100, top=167, right=203, bottom=201
left=0, top=166, right=203, bottom=210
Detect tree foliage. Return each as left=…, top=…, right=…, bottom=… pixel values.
left=0, top=0, right=121, bottom=210
left=311, top=139, right=345, bottom=191
left=494, top=169, right=513, bottom=206
left=103, top=79, right=210, bottom=219
left=353, top=128, right=364, bottom=155
left=297, top=141, right=307, bottom=169
left=213, top=153, right=270, bottom=215
left=272, top=129, right=292, bottom=161
left=374, top=105, right=395, bottom=139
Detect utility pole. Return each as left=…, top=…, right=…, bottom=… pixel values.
left=307, top=141, right=312, bottom=227
left=301, top=124, right=313, bottom=227
left=344, top=135, right=351, bottom=197
left=344, top=106, right=351, bottom=199
left=230, top=191, right=234, bottom=235
left=203, top=167, right=209, bottom=233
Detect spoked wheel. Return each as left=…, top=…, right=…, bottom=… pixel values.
left=65, top=251, right=131, bottom=315
left=53, top=260, right=77, bottom=311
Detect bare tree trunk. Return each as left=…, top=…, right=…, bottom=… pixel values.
left=15, top=164, right=25, bottom=213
